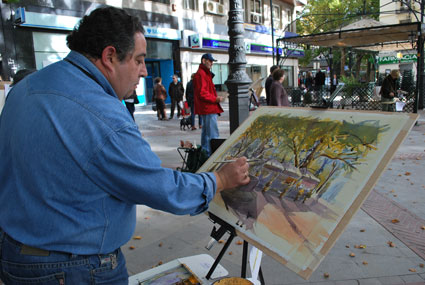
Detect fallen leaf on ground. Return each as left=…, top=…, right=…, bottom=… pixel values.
left=158, top=242, right=163, bottom=247
left=133, top=236, right=142, bottom=240
left=157, top=261, right=163, bottom=266
left=218, top=240, right=224, bottom=243
left=360, top=229, right=365, bottom=232
left=405, top=172, right=411, bottom=176
left=144, top=217, right=150, bottom=220
left=420, top=263, right=424, bottom=268
left=394, top=194, right=398, bottom=197
left=421, top=225, right=425, bottom=230
left=390, top=190, right=395, bottom=193
left=398, top=174, right=402, bottom=177
left=129, top=246, right=135, bottom=250
left=388, top=168, right=392, bottom=170
left=324, top=273, right=330, bottom=278
left=349, top=252, right=356, bottom=257
left=236, top=240, right=243, bottom=245
left=359, top=244, right=366, bottom=249
left=228, top=251, right=233, bottom=255
left=387, top=241, right=396, bottom=247
left=391, top=219, right=400, bottom=223
left=354, top=245, right=359, bottom=249
left=409, top=268, right=417, bottom=272
left=346, top=245, right=350, bottom=248
left=362, top=261, right=368, bottom=265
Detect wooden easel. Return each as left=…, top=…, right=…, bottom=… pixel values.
left=205, top=212, right=265, bottom=284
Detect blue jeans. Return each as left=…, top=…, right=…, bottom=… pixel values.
left=0, top=229, right=128, bottom=284
left=200, top=114, right=219, bottom=156
left=190, top=104, right=203, bottom=128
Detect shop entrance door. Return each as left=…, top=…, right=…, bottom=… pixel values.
left=145, top=61, right=160, bottom=103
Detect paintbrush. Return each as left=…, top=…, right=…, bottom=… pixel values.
left=213, top=158, right=261, bottom=163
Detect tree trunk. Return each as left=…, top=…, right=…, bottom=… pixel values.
left=340, top=48, right=346, bottom=76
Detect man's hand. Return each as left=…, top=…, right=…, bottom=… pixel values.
left=215, top=96, right=224, bottom=103
left=214, top=157, right=250, bottom=192
left=389, top=92, right=395, bottom=97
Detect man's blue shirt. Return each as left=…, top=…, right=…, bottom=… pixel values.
left=0, top=51, right=216, bottom=254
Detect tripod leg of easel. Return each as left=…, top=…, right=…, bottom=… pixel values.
left=259, top=267, right=265, bottom=285
left=241, top=240, right=248, bottom=278
left=205, top=232, right=236, bottom=280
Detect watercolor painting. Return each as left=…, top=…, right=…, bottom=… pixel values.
left=138, top=264, right=200, bottom=285
left=198, top=107, right=418, bottom=279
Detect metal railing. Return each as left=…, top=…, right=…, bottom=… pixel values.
left=285, top=82, right=417, bottom=113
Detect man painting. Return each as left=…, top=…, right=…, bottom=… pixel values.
left=0, top=7, right=249, bottom=282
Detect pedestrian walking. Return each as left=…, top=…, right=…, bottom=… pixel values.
left=168, top=74, right=184, bottom=119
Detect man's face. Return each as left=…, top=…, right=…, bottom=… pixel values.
left=202, top=58, right=213, bottom=70
left=172, top=75, right=178, bottom=83
left=110, top=32, right=147, bottom=100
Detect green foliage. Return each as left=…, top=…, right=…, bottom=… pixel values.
left=296, top=0, right=380, bottom=36
left=339, top=75, right=365, bottom=98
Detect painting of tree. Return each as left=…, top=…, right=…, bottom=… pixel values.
left=200, top=107, right=417, bottom=279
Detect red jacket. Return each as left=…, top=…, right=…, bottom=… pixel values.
left=193, top=64, right=223, bottom=115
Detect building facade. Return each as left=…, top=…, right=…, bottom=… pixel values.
left=0, top=0, right=301, bottom=104
left=378, top=0, right=421, bottom=77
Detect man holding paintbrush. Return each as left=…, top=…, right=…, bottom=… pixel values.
left=0, top=7, right=250, bottom=283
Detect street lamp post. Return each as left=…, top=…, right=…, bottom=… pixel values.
left=226, top=0, right=252, bottom=133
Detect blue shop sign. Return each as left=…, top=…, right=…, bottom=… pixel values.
left=286, top=49, right=305, bottom=57
left=144, top=27, right=180, bottom=40
left=250, top=43, right=283, bottom=55
left=202, top=38, right=230, bottom=50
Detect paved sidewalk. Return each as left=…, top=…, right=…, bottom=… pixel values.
left=124, top=104, right=425, bottom=285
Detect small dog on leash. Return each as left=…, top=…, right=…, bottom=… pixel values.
left=180, top=116, right=192, bottom=131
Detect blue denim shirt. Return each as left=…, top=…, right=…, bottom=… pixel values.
left=0, top=51, right=216, bottom=254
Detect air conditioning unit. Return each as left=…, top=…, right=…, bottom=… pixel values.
left=216, top=3, right=225, bottom=15
left=251, top=13, right=262, bottom=24
left=204, top=1, right=225, bottom=15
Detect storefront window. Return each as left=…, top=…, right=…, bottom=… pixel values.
left=281, top=66, right=294, bottom=87
left=246, top=64, right=267, bottom=86
left=146, top=40, right=173, bottom=59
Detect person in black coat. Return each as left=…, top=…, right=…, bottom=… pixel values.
left=186, top=73, right=202, bottom=130
left=265, top=65, right=279, bottom=106
left=124, top=90, right=139, bottom=121
left=168, top=74, right=184, bottom=119
left=314, top=69, right=326, bottom=91
left=380, top=70, right=400, bottom=112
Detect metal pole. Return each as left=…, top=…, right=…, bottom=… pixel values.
left=415, top=1, right=424, bottom=112
left=270, top=0, right=275, bottom=65
left=226, top=0, right=252, bottom=133
left=416, top=33, right=423, bottom=112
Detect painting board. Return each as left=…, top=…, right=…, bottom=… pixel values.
left=198, top=107, right=418, bottom=279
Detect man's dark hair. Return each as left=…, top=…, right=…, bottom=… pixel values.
left=270, top=65, right=279, bottom=74
left=67, top=7, right=144, bottom=62
left=272, top=69, right=285, bottom=81
left=154, top=77, right=162, bottom=84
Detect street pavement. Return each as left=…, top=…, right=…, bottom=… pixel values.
left=123, top=102, right=425, bottom=285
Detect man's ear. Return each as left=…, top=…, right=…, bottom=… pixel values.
left=100, top=46, right=117, bottom=72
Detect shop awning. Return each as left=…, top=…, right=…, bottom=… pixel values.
left=280, top=20, right=422, bottom=52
